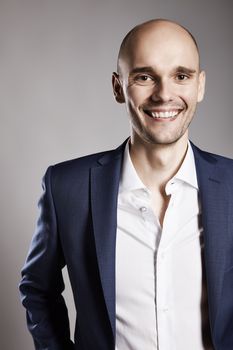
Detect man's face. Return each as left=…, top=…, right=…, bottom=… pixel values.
left=113, top=22, right=206, bottom=146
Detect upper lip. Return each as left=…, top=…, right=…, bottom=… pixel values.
left=143, top=107, right=183, bottom=112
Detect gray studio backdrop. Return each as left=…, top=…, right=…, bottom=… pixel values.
left=0, top=0, right=232, bottom=349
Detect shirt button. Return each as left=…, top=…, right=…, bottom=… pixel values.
left=140, top=206, right=147, bottom=212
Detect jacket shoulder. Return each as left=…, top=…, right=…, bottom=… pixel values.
left=201, top=150, right=233, bottom=166
left=45, top=139, right=127, bottom=184
left=52, top=149, right=113, bottom=173
left=192, top=143, right=233, bottom=187
left=192, top=142, right=233, bottom=167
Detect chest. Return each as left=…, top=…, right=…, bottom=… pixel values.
left=115, top=187, right=210, bottom=349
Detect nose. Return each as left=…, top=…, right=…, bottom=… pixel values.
left=151, top=79, right=174, bottom=103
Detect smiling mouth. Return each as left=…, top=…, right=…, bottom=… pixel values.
left=143, top=109, right=182, bottom=119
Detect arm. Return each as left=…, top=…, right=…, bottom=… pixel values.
left=19, top=166, right=74, bottom=350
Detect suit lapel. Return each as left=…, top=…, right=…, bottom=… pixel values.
left=192, top=144, right=230, bottom=330
left=90, top=141, right=127, bottom=337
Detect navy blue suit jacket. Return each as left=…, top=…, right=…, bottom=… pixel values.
left=20, top=140, right=233, bottom=350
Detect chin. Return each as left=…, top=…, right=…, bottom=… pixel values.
left=142, top=132, right=187, bottom=146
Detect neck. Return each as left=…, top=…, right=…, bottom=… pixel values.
left=129, top=133, right=189, bottom=192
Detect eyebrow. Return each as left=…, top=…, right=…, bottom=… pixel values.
left=129, top=66, right=197, bottom=75
left=175, top=66, right=197, bottom=74
left=129, top=66, right=155, bottom=75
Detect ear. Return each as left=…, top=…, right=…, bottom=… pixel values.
left=197, top=70, right=206, bottom=102
left=112, top=72, right=125, bottom=103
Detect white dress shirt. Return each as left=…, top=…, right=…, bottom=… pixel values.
left=115, top=141, right=213, bottom=350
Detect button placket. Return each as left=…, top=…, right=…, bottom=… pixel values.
left=156, top=244, right=173, bottom=349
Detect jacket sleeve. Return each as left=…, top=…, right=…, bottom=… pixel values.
left=19, top=166, right=75, bottom=350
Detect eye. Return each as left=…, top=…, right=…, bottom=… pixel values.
left=137, top=74, right=152, bottom=80
left=134, top=74, right=154, bottom=85
left=176, top=74, right=189, bottom=81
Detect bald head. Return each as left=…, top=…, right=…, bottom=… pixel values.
left=117, top=19, right=200, bottom=75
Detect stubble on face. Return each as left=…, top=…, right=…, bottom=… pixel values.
left=128, top=103, right=195, bottom=147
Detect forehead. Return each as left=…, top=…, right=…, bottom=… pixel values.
left=120, top=23, right=199, bottom=73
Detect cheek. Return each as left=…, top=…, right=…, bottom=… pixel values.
left=180, top=89, right=199, bottom=108
left=126, top=86, right=152, bottom=106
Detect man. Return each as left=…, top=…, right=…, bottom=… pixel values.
left=20, top=19, right=233, bottom=350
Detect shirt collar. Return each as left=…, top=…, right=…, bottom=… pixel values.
left=119, top=140, right=146, bottom=193
left=171, top=141, right=198, bottom=190
left=119, top=140, right=198, bottom=194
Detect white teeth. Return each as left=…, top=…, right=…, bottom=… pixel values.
left=150, top=110, right=179, bottom=118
